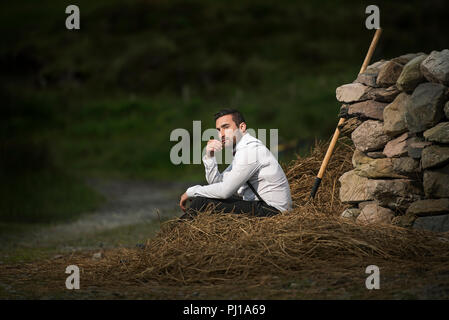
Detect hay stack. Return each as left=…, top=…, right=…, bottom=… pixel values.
left=83, top=141, right=449, bottom=286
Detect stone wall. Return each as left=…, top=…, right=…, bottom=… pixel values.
left=337, top=49, right=449, bottom=232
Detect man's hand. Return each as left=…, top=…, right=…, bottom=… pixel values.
left=179, top=192, right=189, bottom=212
left=206, top=139, right=223, bottom=158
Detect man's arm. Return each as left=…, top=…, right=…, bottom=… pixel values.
left=203, top=154, right=235, bottom=185
left=203, top=139, right=229, bottom=184
left=203, top=154, right=223, bottom=184
left=186, top=147, right=261, bottom=199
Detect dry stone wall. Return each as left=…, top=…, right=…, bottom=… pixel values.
left=337, top=49, right=449, bottom=232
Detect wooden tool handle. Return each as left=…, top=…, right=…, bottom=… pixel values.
left=310, top=28, right=382, bottom=199
left=360, top=28, right=382, bottom=74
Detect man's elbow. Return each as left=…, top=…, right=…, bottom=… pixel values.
left=206, top=175, right=220, bottom=185
left=221, top=186, right=236, bottom=199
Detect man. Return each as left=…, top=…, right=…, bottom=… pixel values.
left=179, top=108, right=292, bottom=218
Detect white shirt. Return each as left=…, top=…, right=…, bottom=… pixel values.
left=186, top=132, right=292, bottom=212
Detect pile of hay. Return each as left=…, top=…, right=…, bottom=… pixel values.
left=286, top=139, right=354, bottom=213
left=84, top=139, right=449, bottom=286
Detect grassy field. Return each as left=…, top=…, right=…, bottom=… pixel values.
left=0, top=217, right=168, bottom=265
left=1, top=0, right=447, bottom=222
left=1, top=1, right=448, bottom=301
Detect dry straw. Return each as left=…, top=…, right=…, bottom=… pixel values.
left=81, top=139, right=449, bottom=286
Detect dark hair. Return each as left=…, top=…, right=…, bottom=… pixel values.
left=214, top=108, right=246, bottom=126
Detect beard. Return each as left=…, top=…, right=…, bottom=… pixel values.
left=222, top=129, right=243, bottom=149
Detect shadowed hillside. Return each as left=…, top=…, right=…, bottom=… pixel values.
left=1, top=0, right=448, bottom=221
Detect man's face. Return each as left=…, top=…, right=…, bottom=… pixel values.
left=215, top=114, right=244, bottom=148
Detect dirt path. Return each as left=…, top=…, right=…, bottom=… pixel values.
left=3, top=179, right=196, bottom=250
left=0, top=179, right=202, bottom=298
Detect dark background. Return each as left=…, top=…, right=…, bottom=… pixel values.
left=1, top=0, right=448, bottom=224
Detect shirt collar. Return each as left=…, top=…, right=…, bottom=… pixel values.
left=233, top=132, right=250, bottom=154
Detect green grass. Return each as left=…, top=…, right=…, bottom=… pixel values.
left=0, top=1, right=447, bottom=300
left=0, top=169, right=104, bottom=223
left=47, top=71, right=357, bottom=181
left=0, top=247, right=57, bottom=265
left=1, top=0, right=447, bottom=224
left=0, top=218, right=170, bottom=264
left=64, top=218, right=168, bottom=248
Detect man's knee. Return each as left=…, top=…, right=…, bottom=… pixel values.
left=179, top=197, right=207, bottom=220
left=189, top=196, right=209, bottom=211
left=181, top=197, right=219, bottom=220
left=188, top=197, right=222, bottom=215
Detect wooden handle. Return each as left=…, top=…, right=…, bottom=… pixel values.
left=317, top=117, right=346, bottom=178
left=313, top=28, right=382, bottom=187
left=360, top=28, right=382, bottom=74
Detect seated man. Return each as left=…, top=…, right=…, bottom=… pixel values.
left=179, top=108, right=292, bottom=218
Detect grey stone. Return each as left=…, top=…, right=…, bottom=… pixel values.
left=353, top=157, right=395, bottom=178
left=358, top=201, right=376, bottom=210
left=346, top=100, right=388, bottom=120
left=338, top=117, right=363, bottom=137
left=376, top=61, right=404, bottom=87
left=351, top=120, right=391, bottom=152
left=405, top=82, right=447, bottom=133
left=339, top=170, right=373, bottom=204
left=406, top=198, right=449, bottom=216
left=423, top=164, right=449, bottom=198
left=355, top=71, right=378, bottom=87
left=420, top=49, right=449, bottom=85
left=365, top=85, right=401, bottom=103
left=445, top=101, right=449, bottom=119
left=392, top=53, right=426, bottom=65
left=338, top=105, right=352, bottom=120
left=353, top=151, right=419, bottom=176
left=423, top=122, right=449, bottom=143
left=407, top=137, right=433, bottom=159
left=354, top=157, right=419, bottom=179
left=383, top=132, right=413, bottom=158
left=421, top=145, right=449, bottom=169
left=341, top=208, right=361, bottom=220
left=396, top=55, right=427, bottom=92
left=413, top=214, right=449, bottom=233
left=356, top=202, right=394, bottom=224
left=336, top=83, right=371, bottom=103
left=366, top=60, right=388, bottom=72
left=366, top=179, right=423, bottom=211
left=366, top=151, right=386, bottom=159
left=383, top=93, right=411, bottom=136
left=392, top=157, right=420, bottom=176
left=352, top=149, right=372, bottom=167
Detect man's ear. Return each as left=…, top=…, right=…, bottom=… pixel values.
left=239, top=122, right=247, bottom=132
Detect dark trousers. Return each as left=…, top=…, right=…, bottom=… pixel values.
left=180, top=196, right=281, bottom=220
